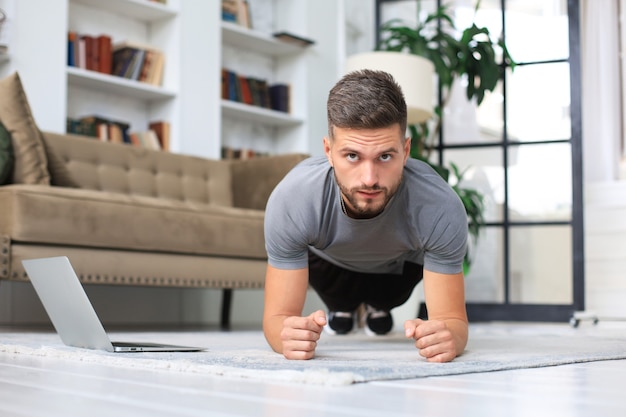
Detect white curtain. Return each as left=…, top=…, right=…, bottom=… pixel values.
left=581, top=0, right=622, bottom=182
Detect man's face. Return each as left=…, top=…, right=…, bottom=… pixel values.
left=324, top=125, right=411, bottom=219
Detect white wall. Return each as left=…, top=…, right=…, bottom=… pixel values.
left=580, top=0, right=626, bottom=318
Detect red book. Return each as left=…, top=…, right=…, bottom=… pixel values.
left=81, top=35, right=96, bottom=71
left=97, top=35, right=112, bottom=74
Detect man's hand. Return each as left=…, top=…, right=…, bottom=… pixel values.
left=404, top=319, right=460, bottom=363
left=280, top=310, right=327, bottom=360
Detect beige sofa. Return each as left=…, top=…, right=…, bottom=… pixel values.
left=0, top=72, right=307, bottom=326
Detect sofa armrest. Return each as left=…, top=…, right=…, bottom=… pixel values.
left=230, top=153, right=309, bottom=210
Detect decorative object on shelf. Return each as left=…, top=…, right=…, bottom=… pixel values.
left=373, top=0, right=516, bottom=269
left=272, top=32, right=315, bottom=48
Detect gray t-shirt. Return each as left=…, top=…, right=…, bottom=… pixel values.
left=264, top=156, right=468, bottom=275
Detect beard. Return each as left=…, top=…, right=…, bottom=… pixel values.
left=336, top=175, right=402, bottom=219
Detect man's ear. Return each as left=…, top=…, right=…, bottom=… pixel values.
left=323, top=136, right=333, bottom=166
left=403, top=137, right=412, bottom=164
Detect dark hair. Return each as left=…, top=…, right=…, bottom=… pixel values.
left=327, top=69, right=407, bottom=139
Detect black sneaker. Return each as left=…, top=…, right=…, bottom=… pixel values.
left=365, top=305, right=393, bottom=335
left=326, top=311, right=355, bottom=335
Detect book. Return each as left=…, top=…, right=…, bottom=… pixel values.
left=72, top=115, right=131, bottom=143
left=269, top=83, right=290, bottom=113
left=67, top=32, right=77, bottom=67
left=148, top=121, right=170, bottom=151
left=97, top=35, right=112, bottom=74
left=237, top=0, right=252, bottom=29
left=81, top=35, right=96, bottom=71
left=112, top=47, right=140, bottom=77
left=146, top=51, right=165, bottom=86
left=226, top=70, right=240, bottom=102
left=77, top=37, right=87, bottom=69
left=112, top=41, right=164, bottom=83
left=221, top=69, right=230, bottom=100
left=238, top=76, right=254, bottom=105
left=126, top=49, right=146, bottom=80
left=138, top=49, right=155, bottom=82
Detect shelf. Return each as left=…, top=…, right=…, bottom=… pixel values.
left=221, top=100, right=303, bottom=127
left=221, top=22, right=306, bottom=57
left=70, top=0, right=177, bottom=22
left=67, top=67, right=176, bottom=101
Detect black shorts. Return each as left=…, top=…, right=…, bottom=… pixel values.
left=308, top=251, right=424, bottom=312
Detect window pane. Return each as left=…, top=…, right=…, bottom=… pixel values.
left=380, top=0, right=437, bottom=28
left=507, top=143, right=572, bottom=221
left=505, top=0, right=569, bottom=63
left=506, top=63, right=571, bottom=142
left=443, top=147, right=504, bottom=223
left=444, top=79, right=504, bottom=145
left=465, top=226, right=505, bottom=303
left=509, top=225, right=572, bottom=304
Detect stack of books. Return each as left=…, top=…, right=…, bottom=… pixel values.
left=67, top=116, right=170, bottom=151
left=222, top=68, right=291, bottom=113
left=68, top=32, right=165, bottom=86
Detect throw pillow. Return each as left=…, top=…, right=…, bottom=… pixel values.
left=39, top=129, right=79, bottom=188
left=0, top=121, right=13, bottom=185
left=0, top=72, right=50, bottom=184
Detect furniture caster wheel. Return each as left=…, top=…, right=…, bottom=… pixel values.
left=569, top=317, right=580, bottom=328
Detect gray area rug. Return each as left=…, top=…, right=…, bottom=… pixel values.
left=1, top=323, right=625, bottom=385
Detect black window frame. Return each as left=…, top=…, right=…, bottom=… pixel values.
left=375, top=0, right=584, bottom=322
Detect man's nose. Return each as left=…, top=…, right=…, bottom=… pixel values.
left=360, top=161, right=378, bottom=187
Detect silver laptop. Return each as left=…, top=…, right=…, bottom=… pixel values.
left=22, top=256, right=205, bottom=352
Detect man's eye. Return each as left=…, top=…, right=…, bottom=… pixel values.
left=380, top=154, right=392, bottom=161
left=346, top=153, right=358, bottom=161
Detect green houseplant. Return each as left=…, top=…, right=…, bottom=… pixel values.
left=376, top=1, right=515, bottom=269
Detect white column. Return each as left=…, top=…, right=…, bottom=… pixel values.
left=581, top=0, right=621, bottom=182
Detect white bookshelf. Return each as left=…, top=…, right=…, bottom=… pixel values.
left=70, top=0, right=176, bottom=21
left=221, top=21, right=304, bottom=57
left=65, top=0, right=180, bottom=148
left=4, top=0, right=344, bottom=159
left=66, top=66, right=176, bottom=101
left=218, top=5, right=313, bottom=157
left=221, top=99, right=303, bottom=127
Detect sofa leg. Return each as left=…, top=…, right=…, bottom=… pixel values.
left=220, top=289, right=233, bottom=330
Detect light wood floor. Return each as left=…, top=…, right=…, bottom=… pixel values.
left=1, top=324, right=625, bottom=417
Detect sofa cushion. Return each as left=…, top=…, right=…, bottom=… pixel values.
left=230, top=153, right=308, bottom=210
left=0, top=72, right=50, bottom=185
left=0, top=121, right=13, bottom=185
left=0, top=185, right=267, bottom=259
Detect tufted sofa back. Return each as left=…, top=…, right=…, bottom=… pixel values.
left=42, top=132, right=235, bottom=207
